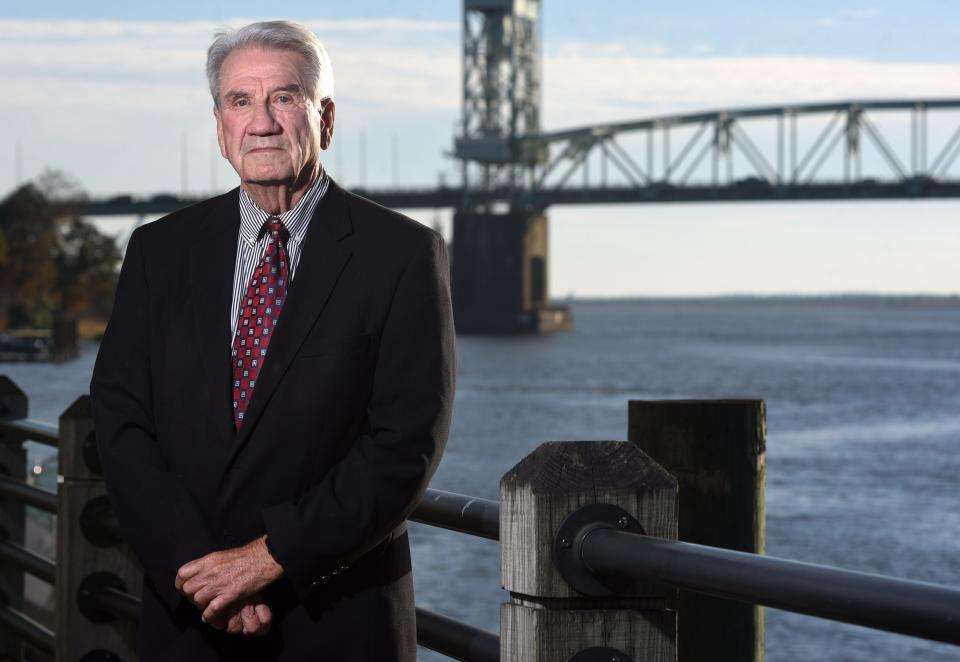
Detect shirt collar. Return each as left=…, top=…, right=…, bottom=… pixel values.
left=237, top=168, right=330, bottom=245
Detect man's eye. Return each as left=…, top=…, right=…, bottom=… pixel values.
left=234, top=98, right=250, bottom=108
left=275, top=94, right=293, bottom=105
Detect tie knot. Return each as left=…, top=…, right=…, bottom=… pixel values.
left=261, top=217, right=288, bottom=243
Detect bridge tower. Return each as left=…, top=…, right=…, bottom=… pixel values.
left=453, top=0, right=570, bottom=333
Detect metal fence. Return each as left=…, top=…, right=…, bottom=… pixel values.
left=1, top=376, right=959, bottom=661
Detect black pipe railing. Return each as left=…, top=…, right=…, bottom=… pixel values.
left=0, top=419, right=58, bottom=447
left=581, top=528, right=960, bottom=646
left=0, top=539, right=56, bottom=585
left=0, top=604, right=55, bottom=654
left=0, top=474, right=57, bottom=513
left=4, top=401, right=960, bottom=656
left=13, top=484, right=502, bottom=661
left=84, top=585, right=141, bottom=623
left=411, top=489, right=500, bottom=541
left=416, top=607, right=500, bottom=662
left=80, top=584, right=500, bottom=662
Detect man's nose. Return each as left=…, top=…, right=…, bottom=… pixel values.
left=247, top=99, right=280, bottom=135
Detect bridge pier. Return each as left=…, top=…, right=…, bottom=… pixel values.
left=452, top=210, right=571, bottom=334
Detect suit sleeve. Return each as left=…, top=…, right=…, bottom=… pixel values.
left=261, top=229, right=455, bottom=598
left=90, top=228, right=220, bottom=612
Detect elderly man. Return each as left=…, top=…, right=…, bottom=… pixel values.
left=91, top=20, right=454, bottom=661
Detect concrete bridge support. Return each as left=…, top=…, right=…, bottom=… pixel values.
left=452, top=210, right=570, bottom=334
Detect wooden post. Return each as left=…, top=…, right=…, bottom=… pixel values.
left=56, top=396, right=140, bottom=662
left=0, top=376, right=28, bottom=661
left=628, top=400, right=766, bottom=662
left=500, top=440, right=677, bottom=661
left=52, top=316, right=79, bottom=363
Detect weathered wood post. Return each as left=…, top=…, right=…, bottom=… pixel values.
left=52, top=316, right=79, bottom=363
left=56, top=396, right=140, bottom=661
left=628, top=400, right=766, bottom=662
left=500, top=440, right=678, bottom=661
left=0, top=376, right=28, bottom=661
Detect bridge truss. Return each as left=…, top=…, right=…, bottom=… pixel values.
left=77, top=99, right=960, bottom=217
left=501, top=98, right=960, bottom=209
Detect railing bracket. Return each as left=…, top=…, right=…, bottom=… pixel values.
left=80, top=496, right=122, bottom=547
left=569, top=647, right=634, bottom=662
left=553, top=503, right=644, bottom=596
left=77, top=572, right=126, bottom=623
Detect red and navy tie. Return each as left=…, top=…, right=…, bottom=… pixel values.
left=232, top=218, right=289, bottom=430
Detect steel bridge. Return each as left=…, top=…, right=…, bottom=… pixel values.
left=72, top=0, right=960, bottom=333
left=79, top=99, right=960, bottom=216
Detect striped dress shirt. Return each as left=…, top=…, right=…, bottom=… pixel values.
left=229, top=171, right=330, bottom=340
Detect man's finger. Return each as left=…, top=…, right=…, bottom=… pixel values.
left=180, top=575, right=206, bottom=599
left=175, top=561, right=202, bottom=589
left=202, top=594, right=232, bottom=624
left=252, top=602, right=272, bottom=636
left=191, top=583, right=220, bottom=610
left=254, top=602, right=272, bottom=625
left=239, top=604, right=259, bottom=635
left=226, top=611, right=244, bottom=635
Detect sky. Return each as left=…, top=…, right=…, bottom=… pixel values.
left=2, top=1, right=959, bottom=296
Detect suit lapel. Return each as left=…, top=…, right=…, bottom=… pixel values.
left=223, top=180, right=354, bottom=471
left=188, top=190, right=240, bottom=450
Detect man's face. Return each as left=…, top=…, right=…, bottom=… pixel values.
left=214, top=46, right=333, bottom=186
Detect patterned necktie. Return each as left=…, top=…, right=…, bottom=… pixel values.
left=232, top=218, right=289, bottom=430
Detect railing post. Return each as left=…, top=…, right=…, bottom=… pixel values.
left=628, top=400, right=766, bottom=662
left=500, top=440, right=678, bottom=661
left=0, top=376, right=28, bottom=661
left=56, top=396, right=140, bottom=661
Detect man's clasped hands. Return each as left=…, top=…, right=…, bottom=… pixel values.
left=175, top=534, right=284, bottom=636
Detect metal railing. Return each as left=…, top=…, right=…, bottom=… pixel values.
left=0, top=409, right=500, bottom=662
left=2, top=391, right=960, bottom=660
left=581, top=528, right=960, bottom=646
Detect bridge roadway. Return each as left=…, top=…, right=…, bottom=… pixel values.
left=72, top=98, right=960, bottom=215
left=78, top=179, right=960, bottom=216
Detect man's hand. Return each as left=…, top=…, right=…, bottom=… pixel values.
left=175, top=535, right=284, bottom=625
left=208, top=592, right=273, bottom=636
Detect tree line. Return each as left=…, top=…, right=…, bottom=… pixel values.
left=0, top=171, right=121, bottom=331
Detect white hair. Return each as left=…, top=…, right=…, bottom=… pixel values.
left=206, top=20, right=334, bottom=108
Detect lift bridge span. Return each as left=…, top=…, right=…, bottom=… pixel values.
left=77, top=0, right=960, bottom=333
left=83, top=99, right=960, bottom=215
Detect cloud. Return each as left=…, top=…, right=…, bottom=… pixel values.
left=541, top=54, right=960, bottom=130
left=0, top=19, right=459, bottom=111
left=551, top=40, right=668, bottom=58
left=7, top=18, right=957, bottom=123
left=814, top=8, right=880, bottom=30
left=4, top=18, right=960, bottom=196
left=0, top=18, right=457, bottom=40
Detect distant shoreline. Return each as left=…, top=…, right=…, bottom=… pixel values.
left=557, top=293, right=960, bottom=305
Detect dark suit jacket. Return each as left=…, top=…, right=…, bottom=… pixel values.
left=90, top=180, right=455, bottom=661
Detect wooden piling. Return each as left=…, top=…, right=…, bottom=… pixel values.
left=500, top=440, right=678, bottom=661
left=0, top=376, right=28, bottom=661
left=56, top=395, right=140, bottom=662
left=628, top=399, right=766, bottom=662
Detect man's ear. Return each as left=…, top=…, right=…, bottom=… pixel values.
left=319, top=99, right=336, bottom=150
left=214, top=107, right=228, bottom=158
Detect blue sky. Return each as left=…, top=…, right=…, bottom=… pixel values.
left=6, top=1, right=959, bottom=62
left=2, top=2, right=959, bottom=295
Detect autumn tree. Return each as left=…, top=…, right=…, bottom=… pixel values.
left=0, top=171, right=121, bottom=329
